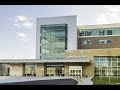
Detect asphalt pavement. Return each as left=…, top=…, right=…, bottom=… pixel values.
left=0, top=79, right=78, bottom=85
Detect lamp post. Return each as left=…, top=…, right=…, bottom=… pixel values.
left=109, top=75, right=110, bottom=84
left=108, top=67, right=111, bottom=85
left=108, top=49, right=111, bottom=85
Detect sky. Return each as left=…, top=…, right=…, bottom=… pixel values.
left=0, top=5, right=120, bottom=59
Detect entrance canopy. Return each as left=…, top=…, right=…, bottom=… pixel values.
left=0, top=57, right=90, bottom=63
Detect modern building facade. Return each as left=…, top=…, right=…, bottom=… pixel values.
left=0, top=15, right=120, bottom=78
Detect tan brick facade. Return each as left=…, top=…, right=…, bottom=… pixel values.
left=78, top=36, right=120, bottom=49
left=8, top=48, right=120, bottom=77
left=64, top=63, right=69, bottom=76
left=9, top=64, right=25, bottom=76
left=64, top=63, right=90, bottom=76
left=35, top=63, right=45, bottom=76
left=65, top=48, right=120, bottom=77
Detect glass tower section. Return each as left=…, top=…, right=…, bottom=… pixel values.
left=40, top=24, right=67, bottom=59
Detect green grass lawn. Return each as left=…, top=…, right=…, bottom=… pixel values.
left=91, top=76, right=120, bottom=85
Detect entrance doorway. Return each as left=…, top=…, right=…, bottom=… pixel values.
left=45, top=63, right=64, bottom=76
left=25, top=64, right=36, bottom=76
left=69, top=66, right=82, bottom=78
left=46, top=67, right=64, bottom=76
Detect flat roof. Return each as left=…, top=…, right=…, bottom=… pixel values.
left=36, top=15, right=77, bottom=20
left=0, top=57, right=90, bottom=63
left=78, top=23, right=120, bottom=29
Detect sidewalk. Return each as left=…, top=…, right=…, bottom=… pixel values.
left=80, top=77, right=93, bottom=85
left=72, top=77, right=93, bottom=85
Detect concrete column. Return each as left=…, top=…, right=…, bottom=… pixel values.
left=35, top=63, right=45, bottom=76
left=64, top=63, right=69, bottom=76
left=9, top=64, right=24, bottom=76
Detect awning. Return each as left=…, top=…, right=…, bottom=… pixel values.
left=0, top=57, right=90, bottom=63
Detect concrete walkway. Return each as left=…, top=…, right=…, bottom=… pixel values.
left=80, top=77, right=93, bottom=85
left=72, top=77, right=93, bottom=85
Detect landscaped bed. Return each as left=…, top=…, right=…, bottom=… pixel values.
left=91, top=76, right=120, bottom=85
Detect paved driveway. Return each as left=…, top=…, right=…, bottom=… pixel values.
left=0, top=77, right=78, bottom=85
left=0, top=79, right=78, bottom=85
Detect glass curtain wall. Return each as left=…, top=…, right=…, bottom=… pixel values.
left=40, top=24, right=67, bottom=59
left=94, top=56, right=120, bottom=77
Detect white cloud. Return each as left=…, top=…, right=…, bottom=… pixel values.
left=8, top=15, right=33, bottom=42
left=22, top=21, right=33, bottom=28
left=12, top=15, right=33, bottom=29
left=96, top=5, right=120, bottom=24
left=16, top=32, right=28, bottom=42
left=16, top=16, right=27, bottom=21
left=17, top=32, right=27, bottom=37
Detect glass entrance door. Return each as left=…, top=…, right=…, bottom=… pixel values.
left=55, top=68, right=64, bottom=76
left=46, top=67, right=55, bottom=76
left=25, top=64, right=36, bottom=76
left=46, top=67, right=64, bottom=76
left=70, top=69, right=82, bottom=77
left=69, top=66, right=82, bottom=78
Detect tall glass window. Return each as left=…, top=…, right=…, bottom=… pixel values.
left=40, top=24, right=67, bottom=59
left=94, top=56, right=120, bottom=77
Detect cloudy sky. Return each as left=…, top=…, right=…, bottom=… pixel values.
left=0, top=5, right=120, bottom=59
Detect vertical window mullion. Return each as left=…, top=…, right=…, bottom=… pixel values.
left=111, top=57, right=112, bottom=77
left=117, top=57, right=118, bottom=77
left=99, top=56, right=100, bottom=76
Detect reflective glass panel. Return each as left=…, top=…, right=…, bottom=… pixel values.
left=40, top=24, right=67, bottom=59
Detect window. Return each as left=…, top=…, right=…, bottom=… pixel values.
left=79, top=27, right=120, bottom=37
left=99, top=40, right=112, bottom=44
left=107, top=30, right=112, bottom=35
left=80, top=40, right=86, bottom=44
left=94, top=56, right=120, bottom=77
left=79, top=31, right=84, bottom=36
left=107, top=40, right=112, bottom=44
left=88, top=31, right=92, bottom=36
left=40, top=24, right=67, bottom=59
left=84, top=31, right=88, bottom=36
left=87, top=40, right=92, bottom=44
left=80, top=40, right=92, bottom=44
left=99, top=30, right=105, bottom=35
left=79, top=31, right=92, bottom=36
left=99, top=40, right=107, bottom=44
